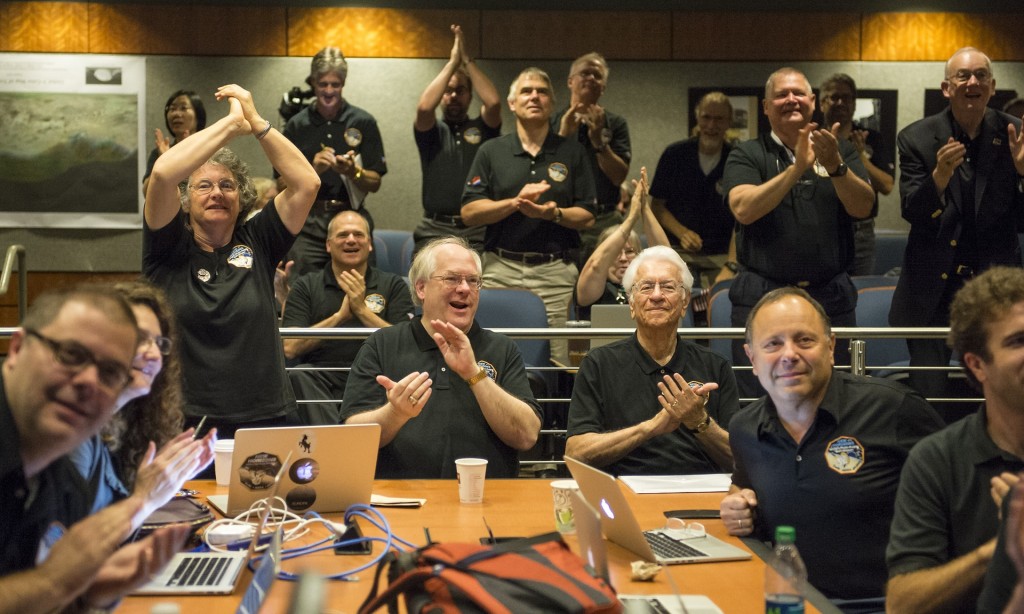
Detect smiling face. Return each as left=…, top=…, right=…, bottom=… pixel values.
left=4, top=300, right=136, bottom=470
left=509, top=73, right=554, bottom=125
left=568, top=59, right=607, bottom=104
left=127, top=303, right=164, bottom=397
left=165, top=94, right=197, bottom=140
left=820, top=82, right=856, bottom=128
left=187, top=162, right=240, bottom=230
left=696, top=100, right=732, bottom=150
left=963, top=302, right=1024, bottom=411
left=745, top=295, right=835, bottom=411
left=314, top=71, right=345, bottom=118
left=326, top=211, right=372, bottom=271
left=415, top=243, right=480, bottom=333
left=943, top=49, right=996, bottom=125
left=764, top=70, right=814, bottom=135
left=628, top=259, right=690, bottom=332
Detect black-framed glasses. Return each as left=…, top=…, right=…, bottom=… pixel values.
left=139, top=334, right=173, bottom=356
left=190, top=179, right=238, bottom=195
left=24, top=328, right=132, bottom=391
left=431, top=274, right=483, bottom=290
left=947, top=69, right=992, bottom=84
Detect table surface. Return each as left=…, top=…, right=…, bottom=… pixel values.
left=120, top=479, right=827, bottom=613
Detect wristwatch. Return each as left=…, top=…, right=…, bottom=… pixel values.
left=464, top=368, right=488, bottom=386
left=724, top=261, right=740, bottom=273
left=688, top=412, right=713, bottom=434
left=828, top=162, right=848, bottom=177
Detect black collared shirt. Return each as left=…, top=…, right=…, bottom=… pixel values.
left=416, top=116, right=500, bottom=215
left=731, top=370, right=942, bottom=599
left=567, top=333, right=740, bottom=476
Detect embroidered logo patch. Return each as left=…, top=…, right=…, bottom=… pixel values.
left=825, top=435, right=865, bottom=474
left=344, top=128, right=363, bottom=147
left=365, top=293, right=385, bottom=314
left=197, top=268, right=211, bottom=282
left=478, top=360, right=497, bottom=381
left=548, top=162, right=568, bottom=182
left=227, top=245, right=254, bottom=269
left=464, top=127, right=482, bottom=145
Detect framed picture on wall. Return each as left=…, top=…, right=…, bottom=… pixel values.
left=688, top=87, right=768, bottom=143
left=819, top=89, right=899, bottom=171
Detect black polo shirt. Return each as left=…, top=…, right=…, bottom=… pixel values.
left=143, top=201, right=296, bottom=422
left=550, top=107, right=631, bottom=207
left=282, top=265, right=415, bottom=392
left=731, top=370, right=942, bottom=599
left=567, top=334, right=740, bottom=476
left=416, top=116, right=500, bottom=216
left=650, top=137, right=734, bottom=255
left=462, top=131, right=598, bottom=253
left=341, top=319, right=542, bottom=479
left=887, top=406, right=1024, bottom=592
left=722, top=132, right=868, bottom=285
left=0, top=372, right=91, bottom=573
left=283, top=102, right=388, bottom=203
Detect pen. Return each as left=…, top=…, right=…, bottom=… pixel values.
left=193, top=415, right=208, bottom=440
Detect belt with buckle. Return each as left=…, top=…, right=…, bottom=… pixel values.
left=492, top=248, right=568, bottom=265
left=427, top=212, right=464, bottom=226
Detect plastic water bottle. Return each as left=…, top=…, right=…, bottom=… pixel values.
left=765, top=525, right=807, bottom=614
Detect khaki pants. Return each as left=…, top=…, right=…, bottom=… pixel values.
left=482, top=252, right=578, bottom=365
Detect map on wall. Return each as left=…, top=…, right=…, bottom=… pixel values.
left=0, top=54, right=145, bottom=229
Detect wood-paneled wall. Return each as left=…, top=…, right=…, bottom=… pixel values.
left=3, top=3, right=1024, bottom=61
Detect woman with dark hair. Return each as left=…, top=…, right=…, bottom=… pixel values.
left=70, top=280, right=215, bottom=518
left=142, top=90, right=207, bottom=192
left=144, top=84, right=319, bottom=437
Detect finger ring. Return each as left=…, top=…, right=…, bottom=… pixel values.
left=671, top=400, right=679, bottom=408
left=409, top=395, right=419, bottom=404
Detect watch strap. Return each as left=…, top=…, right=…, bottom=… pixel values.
left=464, top=368, right=488, bottom=386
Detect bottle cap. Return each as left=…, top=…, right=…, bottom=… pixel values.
left=775, top=525, right=796, bottom=543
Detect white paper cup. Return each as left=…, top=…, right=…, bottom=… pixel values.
left=214, top=439, right=234, bottom=486
left=455, top=458, right=488, bottom=504
left=551, top=479, right=580, bottom=534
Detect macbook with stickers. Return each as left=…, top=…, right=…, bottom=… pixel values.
left=207, top=424, right=380, bottom=516
left=134, top=454, right=289, bottom=596
left=565, top=456, right=750, bottom=565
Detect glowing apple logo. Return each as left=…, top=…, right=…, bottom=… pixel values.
left=600, top=498, right=615, bottom=519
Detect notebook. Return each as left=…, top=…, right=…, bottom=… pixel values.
left=565, top=456, right=750, bottom=565
left=135, top=453, right=289, bottom=596
left=207, top=424, right=381, bottom=516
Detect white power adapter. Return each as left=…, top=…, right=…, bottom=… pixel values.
left=206, top=524, right=255, bottom=546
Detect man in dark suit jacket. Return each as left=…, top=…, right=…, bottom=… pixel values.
left=890, top=46, right=1024, bottom=404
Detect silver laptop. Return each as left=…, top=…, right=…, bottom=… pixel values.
left=565, top=456, right=750, bottom=565
left=589, top=304, right=637, bottom=350
left=135, top=454, right=289, bottom=596
left=208, top=424, right=380, bottom=516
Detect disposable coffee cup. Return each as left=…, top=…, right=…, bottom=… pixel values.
left=551, top=479, right=580, bottom=534
left=214, top=439, right=234, bottom=486
left=566, top=320, right=591, bottom=367
left=455, top=458, right=488, bottom=504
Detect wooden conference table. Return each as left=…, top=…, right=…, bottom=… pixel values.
left=120, top=479, right=830, bottom=613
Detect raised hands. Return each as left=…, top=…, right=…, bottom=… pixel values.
left=376, top=371, right=433, bottom=419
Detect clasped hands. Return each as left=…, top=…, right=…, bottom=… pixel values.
left=652, top=373, right=717, bottom=435
left=514, top=181, right=559, bottom=220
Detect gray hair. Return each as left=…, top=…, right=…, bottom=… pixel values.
left=310, top=46, right=348, bottom=83
left=945, top=47, right=993, bottom=80
left=622, top=246, right=693, bottom=298
left=407, top=236, right=482, bottom=307
left=764, top=67, right=810, bottom=100
left=180, top=148, right=258, bottom=228
left=507, top=67, right=554, bottom=105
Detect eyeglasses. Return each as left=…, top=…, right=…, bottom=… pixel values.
left=620, top=248, right=638, bottom=258
left=190, top=179, right=238, bottom=195
left=632, top=280, right=683, bottom=296
left=947, top=69, right=992, bottom=84
left=139, top=334, right=172, bottom=356
left=24, top=328, right=132, bottom=391
left=432, top=274, right=483, bottom=290
left=664, top=518, right=707, bottom=540
left=166, top=104, right=193, bottom=113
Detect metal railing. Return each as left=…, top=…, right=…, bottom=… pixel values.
left=0, top=245, right=26, bottom=322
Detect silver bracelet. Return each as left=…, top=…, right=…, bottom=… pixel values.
left=255, top=121, right=272, bottom=140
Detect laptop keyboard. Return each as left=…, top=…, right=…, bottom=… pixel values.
left=644, top=531, right=708, bottom=560
left=169, top=555, right=232, bottom=586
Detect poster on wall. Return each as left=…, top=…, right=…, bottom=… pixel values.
left=0, top=54, right=145, bottom=229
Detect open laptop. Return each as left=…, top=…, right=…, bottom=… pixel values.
left=135, top=454, right=290, bottom=596
left=589, top=304, right=637, bottom=350
left=208, top=424, right=380, bottom=516
left=565, top=456, right=750, bottom=566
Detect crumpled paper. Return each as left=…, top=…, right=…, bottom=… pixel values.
left=630, top=560, right=662, bottom=581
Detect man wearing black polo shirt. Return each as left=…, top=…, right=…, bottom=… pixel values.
left=720, top=287, right=941, bottom=609
left=462, top=67, right=598, bottom=363
left=552, top=52, right=630, bottom=259
left=723, top=66, right=873, bottom=394
left=282, top=211, right=414, bottom=424
left=1, top=286, right=188, bottom=612
left=341, top=237, right=542, bottom=478
left=566, top=247, right=738, bottom=476
left=413, top=24, right=501, bottom=254
left=887, top=267, right=1024, bottom=614
left=283, top=46, right=387, bottom=277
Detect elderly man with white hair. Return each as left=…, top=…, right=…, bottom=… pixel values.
left=565, top=246, right=739, bottom=475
